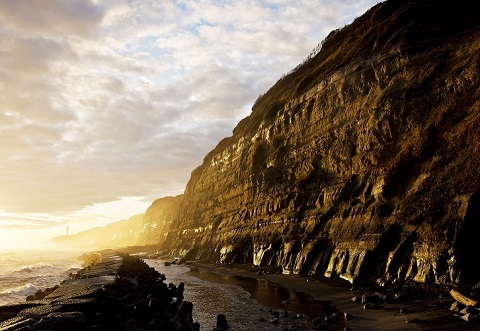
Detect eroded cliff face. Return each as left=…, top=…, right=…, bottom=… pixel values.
left=161, top=0, right=480, bottom=285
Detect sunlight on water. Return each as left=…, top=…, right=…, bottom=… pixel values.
left=0, top=249, right=83, bottom=305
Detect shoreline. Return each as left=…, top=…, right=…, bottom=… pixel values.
left=182, top=259, right=480, bottom=331
left=0, top=250, right=203, bottom=331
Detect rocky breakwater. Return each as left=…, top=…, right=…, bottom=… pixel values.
left=161, top=0, right=480, bottom=286
left=0, top=250, right=201, bottom=331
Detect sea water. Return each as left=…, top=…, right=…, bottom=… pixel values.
left=0, top=249, right=83, bottom=305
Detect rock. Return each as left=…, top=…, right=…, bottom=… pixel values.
left=278, top=310, right=289, bottom=318
left=174, top=301, right=194, bottom=327
left=311, top=317, right=323, bottom=326
left=193, top=322, right=200, bottom=331
left=450, top=301, right=465, bottom=312
left=175, top=282, right=185, bottom=299
left=34, top=290, right=45, bottom=300
left=375, top=292, right=388, bottom=301
left=269, top=318, right=279, bottom=324
left=126, top=319, right=140, bottom=329
left=25, top=295, right=36, bottom=302
left=343, top=312, right=353, bottom=321
left=363, top=303, right=378, bottom=310
left=450, top=289, right=479, bottom=307
left=35, top=312, right=86, bottom=331
left=216, top=314, right=230, bottom=330
left=351, top=295, right=361, bottom=303
left=282, top=299, right=291, bottom=305
left=459, top=306, right=478, bottom=315
left=405, top=317, right=420, bottom=324
left=461, top=313, right=478, bottom=322
left=361, top=293, right=379, bottom=303
left=165, top=262, right=172, bottom=266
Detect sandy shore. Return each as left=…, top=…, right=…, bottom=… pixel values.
left=184, top=260, right=480, bottom=331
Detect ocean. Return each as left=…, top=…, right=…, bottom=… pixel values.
left=0, top=249, right=84, bottom=305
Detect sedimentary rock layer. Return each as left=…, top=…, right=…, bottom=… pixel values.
left=158, top=0, right=480, bottom=285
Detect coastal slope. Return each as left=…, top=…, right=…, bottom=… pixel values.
left=158, top=0, right=480, bottom=286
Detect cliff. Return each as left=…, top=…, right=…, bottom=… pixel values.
left=137, top=195, right=184, bottom=245
left=157, top=0, right=480, bottom=285
left=52, top=214, right=145, bottom=249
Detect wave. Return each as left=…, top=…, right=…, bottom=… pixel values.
left=0, top=283, right=38, bottom=296
left=18, top=262, right=56, bottom=274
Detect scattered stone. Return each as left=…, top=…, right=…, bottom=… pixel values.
left=375, top=292, right=388, bottom=301
left=282, top=299, right=291, bottom=305
left=269, top=318, right=280, bottom=324
left=259, top=317, right=267, bottom=322
left=126, top=319, right=140, bottom=329
left=361, top=292, right=378, bottom=303
left=461, top=313, right=478, bottom=321
left=34, top=290, right=45, bottom=300
left=351, top=295, right=361, bottom=303
left=174, top=301, right=194, bottom=327
left=459, top=306, right=478, bottom=315
left=311, top=317, right=323, bottom=326
left=343, top=312, right=353, bottom=321
left=450, top=301, right=464, bottom=312
left=376, top=278, right=388, bottom=286
left=405, top=317, right=420, bottom=324
left=450, top=289, right=479, bottom=307
left=25, top=295, right=36, bottom=302
left=363, top=303, right=377, bottom=310
left=278, top=310, right=289, bottom=318
left=216, top=314, right=230, bottom=330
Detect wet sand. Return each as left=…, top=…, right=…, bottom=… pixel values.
left=184, top=260, right=480, bottom=331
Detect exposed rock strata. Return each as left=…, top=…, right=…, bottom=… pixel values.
left=157, top=0, right=480, bottom=286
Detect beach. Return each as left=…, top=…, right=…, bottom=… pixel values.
left=182, top=259, right=480, bottom=331
left=3, top=249, right=480, bottom=331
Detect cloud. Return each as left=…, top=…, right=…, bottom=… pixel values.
left=0, top=0, right=379, bottom=227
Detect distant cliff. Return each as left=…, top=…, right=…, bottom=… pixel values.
left=152, top=0, right=480, bottom=286
left=137, top=195, right=184, bottom=245
left=52, top=214, right=145, bottom=249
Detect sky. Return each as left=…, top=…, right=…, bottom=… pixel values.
left=0, top=0, right=379, bottom=249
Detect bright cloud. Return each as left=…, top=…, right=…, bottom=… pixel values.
left=0, top=0, right=379, bottom=232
